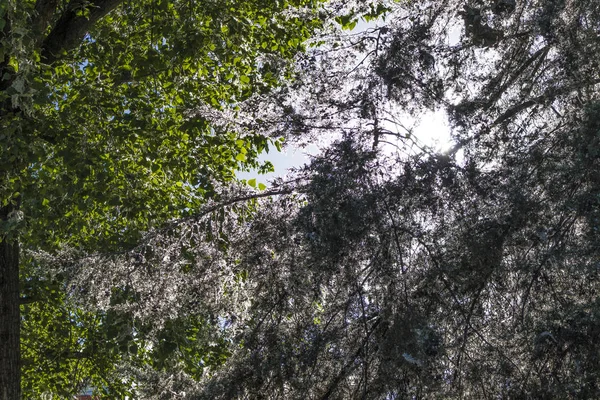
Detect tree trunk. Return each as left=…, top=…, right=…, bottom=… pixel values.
left=0, top=205, right=21, bottom=399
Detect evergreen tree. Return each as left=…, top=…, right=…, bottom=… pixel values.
left=72, top=0, right=600, bottom=397
left=14, top=0, right=600, bottom=397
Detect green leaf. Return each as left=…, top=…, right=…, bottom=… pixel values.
left=5, top=0, right=327, bottom=395
left=248, top=178, right=256, bottom=188
left=335, top=13, right=358, bottom=30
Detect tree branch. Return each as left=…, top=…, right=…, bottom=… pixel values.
left=319, top=318, right=381, bottom=400
left=19, top=296, right=41, bottom=305
left=41, top=0, right=123, bottom=64
left=66, top=187, right=297, bottom=263
left=32, top=0, right=59, bottom=46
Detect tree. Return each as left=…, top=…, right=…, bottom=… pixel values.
left=13, top=0, right=600, bottom=397
left=57, top=0, right=600, bottom=397
left=237, top=0, right=600, bottom=396
left=0, top=0, right=323, bottom=397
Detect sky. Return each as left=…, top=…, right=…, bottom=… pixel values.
left=236, top=109, right=453, bottom=185
left=237, top=11, right=457, bottom=185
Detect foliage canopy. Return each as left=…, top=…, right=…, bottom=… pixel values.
left=3, top=0, right=600, bottom=398
left=60, top=0, right=599, bottom=397
left=0, top=0, right=323, bottom=397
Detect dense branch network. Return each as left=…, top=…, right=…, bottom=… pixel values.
left=4, top=0, right=600, bottom=398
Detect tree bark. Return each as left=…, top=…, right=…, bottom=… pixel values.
left=0, top=1, right=126, bottom=396
left=0, top=205, right=21, bottom=400
left=41, top=0, right=124, bottom=64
